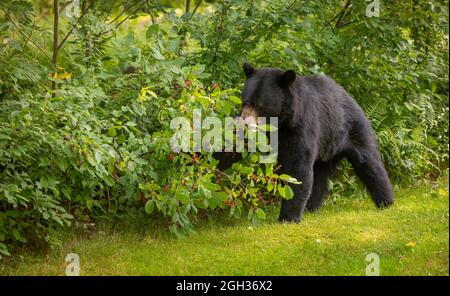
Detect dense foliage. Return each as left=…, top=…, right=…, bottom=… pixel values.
left=0, top=0, right=448, bottom=257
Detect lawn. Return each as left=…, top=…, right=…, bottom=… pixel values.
left=1, top=179, right=448, bottom=276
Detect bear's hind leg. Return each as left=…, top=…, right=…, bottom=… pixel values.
left=305, top=160, right=338, bottom=212
left=346, top=145, right=394, bottom=208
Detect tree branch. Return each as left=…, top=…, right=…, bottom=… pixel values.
left=186, top=0, right=191, bottom=13
left=89, top=0, right=148, bottom=39
left=320, top=10, right=343, bottom=31
left=108, top=0, right=141, bottom=25
left=335, top=0, right=352, bottom=28
left=60, top=0, right=75, bottom=13
left=320, top=0, right=353, bottom=31
left=336, top=19, right=358, bottom=29
left=57, top=0, right=94, bottom=51
left=189, top=0, right=202, bottom=20
left=1, top=8, right=53, bottom=62
left=113, top=0, right=149, bottom=29
left=82, top=0, right=88, bottom=14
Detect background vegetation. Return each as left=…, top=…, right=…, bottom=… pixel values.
left=0, top=0, right=448, bottom=259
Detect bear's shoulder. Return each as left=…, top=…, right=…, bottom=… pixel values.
left=301, top=74, right=337, bottom=85
left=299, top=74, right=346, bottom=94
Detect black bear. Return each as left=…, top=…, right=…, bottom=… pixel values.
left=235, top=62, right=394, bottom=222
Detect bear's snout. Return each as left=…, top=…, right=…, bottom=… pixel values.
left=241, top=105, right=257, bottom=125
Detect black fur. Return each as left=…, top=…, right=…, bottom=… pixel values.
left=238, top=63, right=394, bottom=222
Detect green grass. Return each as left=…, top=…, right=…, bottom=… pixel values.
left=1, top=179, right=448, bottom=276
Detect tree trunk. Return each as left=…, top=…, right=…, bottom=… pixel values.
left=186, top=0, right=191, bottom=13
left=82, top=0, right=89, bottom=14
left=52, top=0, right=59, bottom=94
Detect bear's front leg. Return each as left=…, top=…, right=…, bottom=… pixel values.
left=278, top=163, right=314, bottom=223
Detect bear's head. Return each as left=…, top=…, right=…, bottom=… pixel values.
left=240, top=63, right=297, bottom=126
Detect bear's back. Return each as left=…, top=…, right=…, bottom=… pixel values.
left=295, top=75, right=360, bottom=160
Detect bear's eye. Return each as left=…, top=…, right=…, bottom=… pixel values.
left=255, top=102, right=264, bottom=110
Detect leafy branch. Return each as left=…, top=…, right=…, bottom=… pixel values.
left=57, top=0, right=94, bottom=51
left=110, top=0, right=150, bottom=32
left=1, top=8, right=53, bottom=62
left=321, top=0, right=355, bottom=32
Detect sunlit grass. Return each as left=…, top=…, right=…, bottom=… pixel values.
left=1, top=179, right=448, bottom=276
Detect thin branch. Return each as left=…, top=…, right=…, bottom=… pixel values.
left=320, top=0, right=353, bottom=32
left=113, top=0, right=149, bottom=29
left=320, top=10, right=343, bottom=31
left=189, top=0, right=202, bottom=20
left=149, top=11, right=155, bottom=24
left=23, top=20, right=37, bottom=49
left=1, top=8, right=53, bottom=62
left=336, top=19, right=358, bottom=29
left=287, top=0, right=299, bottom=10
left=57, top=0, right=94, bottom=51
left=335, top=0, right=352, bottom=28
left=108, top=0, right=141, bottom=25
left=89, top=0, right=148, bottom=38
left=23, top=6, right=55, bottom=49
left=60, top=0, right=75, bottom=13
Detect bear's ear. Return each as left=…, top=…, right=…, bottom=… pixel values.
left=280, top=70, right=296, bottom=88
left=243, top=62, right=256, bottom=78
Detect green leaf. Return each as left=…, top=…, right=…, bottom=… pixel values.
left=151, top=48, right=165, bottom=61
left=255, top=208, right=266, bottom=220
left=86, top=199, right=94, bottom=210
left=199, top=185, right=212, bottom=199
left=0, top=243, right=10, bottom=257
left=228, top=95, right=241, bottom=104
left=146, top=24, right=159, bottom=39
left=279, top=174, right=299, bottom=183
left=215, top=191, right=228, bottom=202
left=176, top=192, right=190, bottom=204
left=107, top=127, right=117, bottom=137
left=103, top=176, right=115, bottom=187
left=247, top=208, right=254, bottom=221
left=145, top=200, right=155, bottom=214
left=277, top=184, right=285, bottom=198
left=57, top=158, right=68, bottom=172
left=284, top=185, right=294, bottom=200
